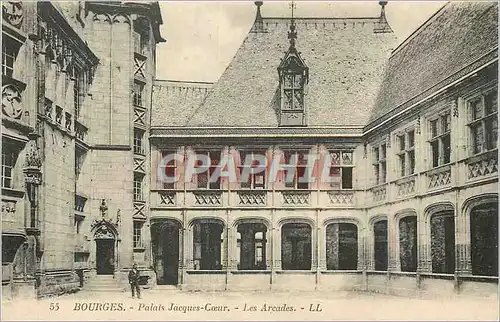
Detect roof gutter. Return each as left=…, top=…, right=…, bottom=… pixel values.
left=364, top=54, right=498, bottom=136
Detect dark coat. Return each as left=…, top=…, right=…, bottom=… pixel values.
left=128, top=268, right=140, bottom=284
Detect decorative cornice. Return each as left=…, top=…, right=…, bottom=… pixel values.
left=150, top=127, right=364, bottom=138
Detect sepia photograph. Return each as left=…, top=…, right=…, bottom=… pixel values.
left=1, top=0, right=499, bottom=321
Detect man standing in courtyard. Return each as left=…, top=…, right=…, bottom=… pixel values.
left=128, top=263, right=141, bottom=299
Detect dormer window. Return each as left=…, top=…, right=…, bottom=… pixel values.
left=277, top=17, right=308, bottom=126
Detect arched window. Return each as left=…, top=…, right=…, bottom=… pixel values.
left=399, top=216, right=417, bottom=272
left=281, top=223, right=311, bottom=270
left=237, top=223, right=267, bottom=270
left=326, top=223, right=358, bottom=270
left=374, top=220, right=388, bottom=271
left=192, top=220, right=224, bottom=270
left=470, top=203, right=498, bottom=276
left=430, top=211, right=455, bottom=274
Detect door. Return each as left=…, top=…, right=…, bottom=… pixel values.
left=162, top=226, right=179, bottom=285
left=96, top=239, right=115, bottom=275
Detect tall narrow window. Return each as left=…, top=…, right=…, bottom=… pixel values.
left=329, top=151, right=354, bottom=189
left=374, top=220, right=388, bottom=271
left=133, top=173, right=144, bottom=201
left=162, top=151, right=178, bottom=190
left=283, top=151, right=309, bottom=189
left=133, top=81, right=145, bottom=107
left=470, top=202, right=498, bottom=277
left=468, top=92, right=498, bottom=154
left=2, top=35, right=19, bottom=77
left=372, top=143, right=387, bottom=185
left=133, top=128, right=145, bottom=155
left=238, top=151, right=266, bottom=189
left=430, top=212, right=455, bottom=274
left=396, top=129, right=416, bottom=177
left=399, top=216, right=417, bottom=272
left=2, top=146, right=17, bottom=188
left=429, top=112, right=451, bottom=167
left=133, top=221, right=144, bottom=248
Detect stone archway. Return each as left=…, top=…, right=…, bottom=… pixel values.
left=151, top=220, right=182, bottom=285
left=92, top=222, right=118, bottom=275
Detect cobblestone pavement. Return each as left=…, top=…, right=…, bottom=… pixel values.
left=2, top=290, right=499, bottom=321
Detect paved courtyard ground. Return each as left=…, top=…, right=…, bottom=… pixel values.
left=2, top=289, right=499, bottom=321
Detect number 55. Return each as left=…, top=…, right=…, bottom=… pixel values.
left=49, top=303, right=59, bottom=311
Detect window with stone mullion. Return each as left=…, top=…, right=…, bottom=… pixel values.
left=396, top=130, right=416, bottom=177
left=372, top=144, right=387, bottom=185
left=238, top=151, right=265, bottom=189
left=429, top=112, right=451, bottom=168
left=283, top=73, right=304, bottom=111
left=468, top=92, right=498, bottom=155
left=1, top=147, right=17, bottom=189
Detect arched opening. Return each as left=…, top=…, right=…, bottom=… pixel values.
left=470, top=202, right=498, bottom=276
left=237, top=223, right=267, bottom=270
left=192, top=219, right=224, bottom=270
left=151, top=220, right=180, bottom=285
left=399, top=215, right=417, bottom=272
left=281, top=223, right=311, bottom=270
left=93, top=224, right=117, bottom=275
left=373, top=220, right=388, bottom=271
left=430, top=211, right=455, bottom=274
left=326, top=223, right=358, bottom=270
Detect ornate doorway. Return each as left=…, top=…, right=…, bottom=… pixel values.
left=93, top=222, right=118, bottom=275
left=96, top=239, right=114, bottom=275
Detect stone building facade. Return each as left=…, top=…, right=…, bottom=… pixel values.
left=149, top=1, right=498, bottom=298
left=2, top=1, right=498, bottom=300
left=2, top=1, right=163, bottom=298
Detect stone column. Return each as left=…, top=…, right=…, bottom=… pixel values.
left=184, top=226, right=193, bottom=270
left=318, top=224, right=327, bottom=270
left=240, top=226, right=254, bottom=270
left=387, top=215, right=399, bottom=271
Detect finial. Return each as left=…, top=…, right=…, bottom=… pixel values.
left=379, top=1, right=388, bottom=18
left=251, top=1, right=266, bottom=33
left=288, top=1, right=297, bottom=48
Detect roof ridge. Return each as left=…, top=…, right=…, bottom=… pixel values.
left=262, top=16, right=381, bottom=20
left=390, top=1, right=449, bottom=56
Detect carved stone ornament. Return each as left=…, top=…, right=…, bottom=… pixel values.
left=2, top=200, right=16, bottom=216
left=91, top=218, right=119, bottom=240
left=452, top=99, right=459, bottom=117
left=2, top=1, right=23, bottom=28
left=24, top=172, right=42, bottom=185
left=2, top=85, right=23, bottom=119
left=24, top=140, right=42, bottom=168
left=99, top=199, right=108, bottom=218
left=94, top=225, right=115, bottom=240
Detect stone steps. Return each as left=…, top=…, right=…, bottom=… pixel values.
left=82, top=275, right=125, bottom=293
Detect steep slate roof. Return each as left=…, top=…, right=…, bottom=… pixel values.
left=151, top=80, right=213, bottom=127
left=153, top=8, right=397, bottom=129
left=366, top=2, right=498, bottom=131
left=185, top=17, right=396, bottom=127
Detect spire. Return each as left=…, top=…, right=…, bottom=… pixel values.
left=250, top=1, right=266, bottom=33
left=287, top=1, right=297, bottom=48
